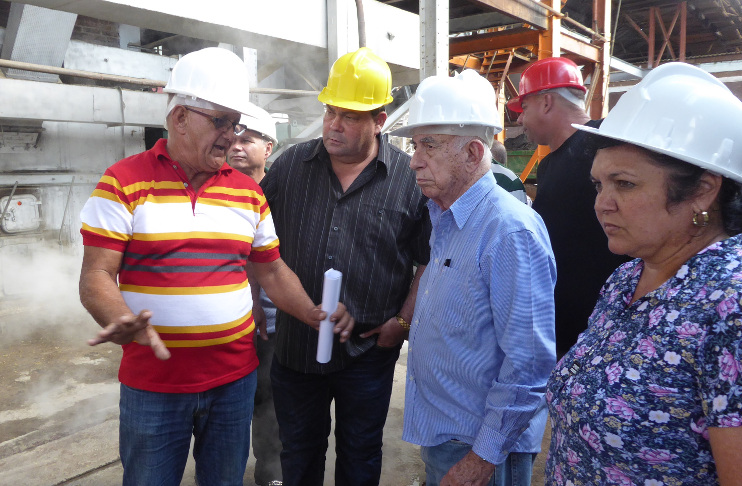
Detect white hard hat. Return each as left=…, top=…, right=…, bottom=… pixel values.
left=164, top=47, right=254, bottom=116
left=574, top=62, right=742, bottom=184
left=392, top=69, right=503, bottom=143
left=239, top=105, right=277, bottom=145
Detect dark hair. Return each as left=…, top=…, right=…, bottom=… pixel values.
left=591, top=136, right=742, bottom=236
left=718, top=178, right=742, bottom=235
left=323, top=105, right=385, bottom=118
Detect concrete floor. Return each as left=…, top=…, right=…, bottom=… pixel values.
left=0, top=308, right=548, bottom=486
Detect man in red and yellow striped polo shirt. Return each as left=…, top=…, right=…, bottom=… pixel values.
left=78, top=47, right=353, bottom=486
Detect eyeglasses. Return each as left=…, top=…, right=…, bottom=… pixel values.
left=184, top=106, right=246, bottom=136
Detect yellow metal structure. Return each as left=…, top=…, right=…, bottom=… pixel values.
left=447, top=0, right=614, bottom=181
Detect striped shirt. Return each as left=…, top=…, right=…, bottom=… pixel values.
left=261, top=135, right=431, bottom=373
left=403, top=171, right=556, bottom=465
left=80, top=138, right=279, bottom=393
left=490, top=162, right=530, bottom=205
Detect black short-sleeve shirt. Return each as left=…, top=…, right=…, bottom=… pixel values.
left=261, top=135, right=431, bottom=373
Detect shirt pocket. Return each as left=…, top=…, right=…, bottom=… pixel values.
left=429, top=263, right=484, bottom=330
left=360, top=202, right=407, bottom=252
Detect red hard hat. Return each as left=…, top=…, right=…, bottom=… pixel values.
left=507, top=57, right=587, bottom=113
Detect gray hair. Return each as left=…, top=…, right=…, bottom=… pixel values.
left=164, top=94, right=234, bottom=129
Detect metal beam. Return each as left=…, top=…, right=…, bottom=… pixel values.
left=560, top=33, right=599, bottom=61
left=13, top=0, right=422, bottom=72
left=0, top=173, right=101, bottom=185
left=449, top=28, right=539, bottom=57
left=420, top=0, right=449, bottom=79
left=589, top=0, right=612, bottom=120
left=0, top=78, right=166, bottom=126
left=465, top=0, right=549, bottom=30
left=609, top=56, right=647, bottom=78
left=327, top=0, right=350, bottom=66
left=450, top=12, right=521, bottom=34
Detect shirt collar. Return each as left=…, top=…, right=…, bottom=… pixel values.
left=428, top=171, right=496, bottom=230
left=303, top=134, right=391, bottom=173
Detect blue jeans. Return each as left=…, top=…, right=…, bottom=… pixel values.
left=271, top=344, right=400, bottom=486
left=421, top=440, right=536, bottom=486
left=119, top=372, right=257, bottom=486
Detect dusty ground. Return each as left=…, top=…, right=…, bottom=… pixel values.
left=0, top=304, right=548, bottom=486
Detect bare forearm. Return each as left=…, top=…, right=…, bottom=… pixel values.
left=79, top=251, right=134, bottom=328
left=246, top=262, right=261, bottom=302
left=255, top=259, right=316, bottom=325
left=710, top=427, right=742, bottom=485
left=399, top=264, right=425, bottom=322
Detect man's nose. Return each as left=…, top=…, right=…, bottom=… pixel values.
left=328, top=114, right=343, bottom=131
left=409, top=152, right=423, bottom=170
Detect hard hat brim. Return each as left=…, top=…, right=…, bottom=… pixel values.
left=574, top=123, right=742, bottom=185
left=318, top=93, right=394, bottom=112
left=506, top=96, right=524, bottom=113
left=391, top=121, right=503, bottom=139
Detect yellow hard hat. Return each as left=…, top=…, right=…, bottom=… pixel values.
left=318, top=47, right=394, bottom=111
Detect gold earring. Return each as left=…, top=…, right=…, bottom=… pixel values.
left=692, top=211, right=709, bottom=227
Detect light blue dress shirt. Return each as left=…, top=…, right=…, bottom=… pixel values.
left=403, top=171, right=557, bottom=465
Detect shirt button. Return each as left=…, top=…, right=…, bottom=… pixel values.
left=172, top=164, right=177, bottom=169
left=184, top=183, right=189, bottom=187
left=378, top=209, right=384, bottom=214
left=425, top=290, right=429, bottom=295
left=333, top=226, right=339, bottom=231
left=434, top=258, right=439, bottom=264
left=328, top=256, right=333, bottom=260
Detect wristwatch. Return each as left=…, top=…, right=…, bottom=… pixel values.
left=395, top=314, right=410, bottom=331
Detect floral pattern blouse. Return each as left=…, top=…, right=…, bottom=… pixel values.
left=546, top=235, right=742, bottom=485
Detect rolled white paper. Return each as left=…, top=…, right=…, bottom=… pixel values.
left=316, top=268, right=342, bottom=363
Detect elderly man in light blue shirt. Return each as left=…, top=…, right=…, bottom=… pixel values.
left=392, top=70, right=556, bottom=486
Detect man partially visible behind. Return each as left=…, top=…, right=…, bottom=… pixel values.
left=392, top=70, right=556, bottom=486
left=507, top=57, right=628, bottom=357
left=490, top=139, right=530, bottom=205
left=228, top=107, right=283, bottom=486
left=261, top=47, right=431, bottom=486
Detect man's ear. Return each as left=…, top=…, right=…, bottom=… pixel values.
left=374, top=111, right=388, bottom=134
left=465, top=139, right=486, bottom=172
left=265, top=141, right=274, bottom=158
left=541, top=92, right=555, bottom=114
left=169, top=106, right=189, bottom=135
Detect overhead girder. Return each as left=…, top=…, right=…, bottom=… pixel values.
left=448, top=0, right=614, bottom=182
left=465, top=0, right=550, bottom=30
left=449, top=27, right=600, bottom=64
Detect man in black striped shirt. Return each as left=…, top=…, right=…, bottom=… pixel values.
left=260, top=48, right=431, bottom=486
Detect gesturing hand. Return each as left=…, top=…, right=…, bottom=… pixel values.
left=88, top=309, right=171, bottom=360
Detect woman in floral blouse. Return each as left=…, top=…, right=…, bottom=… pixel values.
left=546, top=62, right=742, bottom=485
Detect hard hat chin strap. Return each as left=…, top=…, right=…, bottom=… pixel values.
left=541, top=87, right=586, bottom=111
